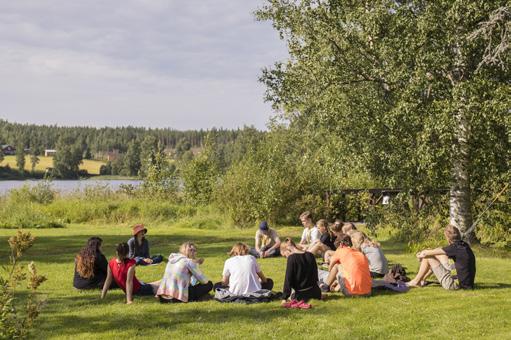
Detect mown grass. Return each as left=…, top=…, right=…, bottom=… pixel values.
left=0, top=155, right=105, bottom=175
left=0, top=223, right=510, bottom=339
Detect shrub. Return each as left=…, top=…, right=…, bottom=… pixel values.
left=0, top=230, right=46, bottom=339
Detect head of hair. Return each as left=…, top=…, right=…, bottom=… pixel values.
left=338, top=234, right=353, bottom=248
left=179, top=242, right=197, bottom=258
left=75, top=237, right=103, bottom=279
left=299, top=211, right=312, bottom=221
left=444, top=224, right=461, bottom=243
left=331, top=221, right=343, bottom=233
left=116, top=242, right=130, bottom=262
left=342, top=222, right=357, bottom=234
left=229, top=242, right=250, bottom=257
left=350, top=231, right=365, bottom=251
left=280, top=237, right=297, bottom=256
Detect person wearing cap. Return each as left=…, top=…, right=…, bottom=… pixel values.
left=127, top=224, right=163, bottom=266
left=249, top=221, right=281, bottom=258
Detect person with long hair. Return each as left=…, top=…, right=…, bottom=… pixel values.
left=156, top=242, right=213, bottom=303
left=351, top=231, right=388, bottom=278
left=127, top=224, right=163, bottom=265
left=101, top=242, right=160, bottom=304
left=74, top=237, right=114, bottom=290
left=215, top=242, right=273, bottom=294
left=280, top=238, right=321, bottom=307
left=297, top=211, right=320, bottom=250
left=407, top=224, right=476, bottom=290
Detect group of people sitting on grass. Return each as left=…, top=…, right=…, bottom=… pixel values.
left=73, top=211, right=476, bottom=307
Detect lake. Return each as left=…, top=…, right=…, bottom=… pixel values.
left=0, top=179, right=142, bottom=195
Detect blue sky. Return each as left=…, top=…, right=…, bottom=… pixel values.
left=0, top=0, right=288, bottom=130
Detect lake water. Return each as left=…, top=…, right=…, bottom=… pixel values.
left=0, top=179, right=142, bottom=195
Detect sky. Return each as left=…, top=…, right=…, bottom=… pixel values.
left=0, top=0, right=288, bottom=130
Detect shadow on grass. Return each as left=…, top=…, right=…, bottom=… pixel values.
left=474, top=283, right=511, bottom=290
left=0, top=232, right=254, bottom=264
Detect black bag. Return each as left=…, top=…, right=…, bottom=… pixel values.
left=384, top=264, right=409, bottom=283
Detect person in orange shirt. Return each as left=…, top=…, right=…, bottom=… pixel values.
left=320, top=233, right=372, bottom=296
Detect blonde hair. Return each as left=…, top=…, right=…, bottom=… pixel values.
left=300, top=211, right=312, bottom=220
left=342, top=222, right=356, bottom=234
left=350, top=231, right=365, bottom=251
left=179, top=242, right=196, bottom=258
left=444, top=224, right=461, bottom=243
left=229, top=242, right=250, bottom=257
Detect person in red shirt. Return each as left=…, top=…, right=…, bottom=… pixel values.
left=101, top=242, right=160, bottom=304
left=321, top=234, right=372, bottom=296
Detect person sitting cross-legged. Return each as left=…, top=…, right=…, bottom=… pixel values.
left=127, top=224, right=163, bottom=266
left=156, top=242, right=213, bottom=303
left=215, top=242, right=273, bottom=294
left=249, top=221, right=281, bottom=258
left=321, top=234, right=372, bottom=297
left=407, top=224, right=476, bottom=290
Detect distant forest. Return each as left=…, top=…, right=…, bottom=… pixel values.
left=0, top=119, right=252, bottom=155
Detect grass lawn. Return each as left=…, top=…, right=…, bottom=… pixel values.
left=1, top=224, right=510, bottom=339
left=0, top=155, right=105, bottom=175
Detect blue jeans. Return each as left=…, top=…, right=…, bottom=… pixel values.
left=135, top=255, right=163, bottom=265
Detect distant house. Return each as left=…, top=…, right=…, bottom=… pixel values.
left=107, top=149, right=120, bottom=161
left=45, top=149, right=57, bottom=157
left=1, top=144, right=15, bottom=155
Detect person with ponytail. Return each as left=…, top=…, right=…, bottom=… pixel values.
left=101, top=242, right=160, bottom=304
left=74, top=237, right=114, bottom=290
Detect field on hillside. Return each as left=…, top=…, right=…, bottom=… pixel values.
left=0, top=155, right=105, bottom=175
left=0, top=224, right=510, bottom=339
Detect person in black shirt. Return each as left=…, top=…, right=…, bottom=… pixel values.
left=308, top=219, right=337, bottom=259
left=127, top=224, right=163, bottom=266
left=74, top=237, right=116, bottom=290
left=280, top=238, right=322, bottom=305
left=407, top=224, right=476, bottom=290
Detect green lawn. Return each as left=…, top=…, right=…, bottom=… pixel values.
left=1, top=224, right=510, bottom=339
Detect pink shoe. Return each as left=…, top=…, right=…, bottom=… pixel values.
left=291, top=300, right=312, bottom=309
left=282, top=300, right=297, bottom=308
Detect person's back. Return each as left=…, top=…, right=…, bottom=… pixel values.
left=442, top=240, right=476, bottom=289
left=362, top=245, right=388, bottom=276
left=109, top=257, right=141, bottom=293
left=333, top=247, right=371, bottom=295
left=286, top=252, right=318, bottom=291
left=223, top=255, right=261, bottom=295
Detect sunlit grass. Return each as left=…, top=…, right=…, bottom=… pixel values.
left=0, top=223, right=510, bottom=339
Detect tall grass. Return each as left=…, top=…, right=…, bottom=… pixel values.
left=0, top=183, right=230, bottom=229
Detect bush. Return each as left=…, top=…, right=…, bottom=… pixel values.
left=0, top=230, right=46, bottom=339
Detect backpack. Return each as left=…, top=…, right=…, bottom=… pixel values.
left=384, top=264, right=409, bottom=283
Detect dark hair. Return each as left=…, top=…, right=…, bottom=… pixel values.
left=76, top=237, right=103, bottom=279
left=116, top=242, right=130, bottom=261
left=338, top=234, right=353, bottom=248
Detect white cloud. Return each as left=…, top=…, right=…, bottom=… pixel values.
left=0, top=0, right=288, bottom=129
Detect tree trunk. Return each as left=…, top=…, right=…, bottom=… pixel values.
left=449, top=89, right=474, bottom=242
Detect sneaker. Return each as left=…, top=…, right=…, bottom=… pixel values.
left=291, top=300, right=312, bottom=309
left=282, top=300, right=297, bottom=308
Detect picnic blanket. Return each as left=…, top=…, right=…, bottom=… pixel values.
left=214, top=288, right=282, bottom=304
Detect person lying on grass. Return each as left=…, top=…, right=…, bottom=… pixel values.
left=249, top=221, right=281, bottom=258
left=320, top=234, right=372, bottom=297
left=74, top=236, right=117, bottom=290
left=215, top=242, right=273, bottom=294
left=307, top=219, right=337, bottom=258
left=351, top=231, right=389, bottom=278
left=407, top=224, right=476, bottom=290
left=127, top=224, right=163, bottom=266
left=280, top=238, right=322, bottom=306
left=156, top=242, right=213, bottom=303
left=101, top=242, right=160, bottom=304
left=297, top=211, right=320, bottom=250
